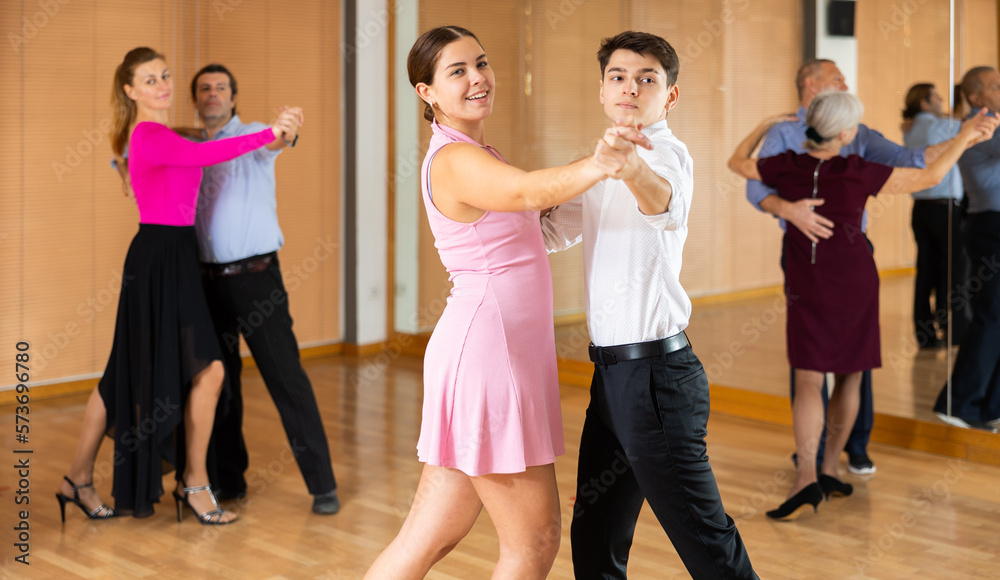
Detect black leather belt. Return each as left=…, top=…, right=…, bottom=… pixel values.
left=589, top=332, right=689, bottom=365
left=202, top=252, right=275, bottom=278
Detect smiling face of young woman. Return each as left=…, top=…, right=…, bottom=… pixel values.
left=416, top=35, right=495, bottom=130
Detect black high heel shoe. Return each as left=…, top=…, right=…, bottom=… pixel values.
left=766, top=483, right=823, bottom=520
left=819, top=474, right=853, bottom=499
left=55, top=476, right=115, bottom=523
left=173, top=480, right=237, bottom=525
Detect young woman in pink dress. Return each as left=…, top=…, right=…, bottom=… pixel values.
left=365, top=27, right=648, bottom=577
left=728, top=91, right=992, bottom=519
left=55, top=47, right=300, bottom=525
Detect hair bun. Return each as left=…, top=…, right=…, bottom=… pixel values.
left=805, top=126, right=825, bottom=143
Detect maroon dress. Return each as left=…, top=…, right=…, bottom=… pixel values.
left=758, top=152, right=894, bottom=374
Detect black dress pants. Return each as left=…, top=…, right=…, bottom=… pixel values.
left=202, top=256, right=337, bottom=496
left=570, top=346, right=757, bottom=579
left=934, top=211, right=1000, bottom=423
left=911, top=199, right=971, bottom=346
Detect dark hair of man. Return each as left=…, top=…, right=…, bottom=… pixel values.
left=191, top=63, right=239, bottom=115
left=902, top=83, right=935, bottom=119
left=795, top=58, right=836, bottom=101
left=961, top=66, right=996, bottom=107
left=597, top=31, right=679, bottom=87
left=407, top=26, right=483, bottom=122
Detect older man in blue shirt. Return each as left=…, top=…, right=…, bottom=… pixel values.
left=192, top=64, right=340, bottom=514
left=746, top=59, right=981, bottom=476
left=934, top=66, right=1000, bottom=432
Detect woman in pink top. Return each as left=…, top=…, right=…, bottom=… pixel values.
left=55, top=47, right=299, bottom=525
left=365, top=27, right=649, bottom=578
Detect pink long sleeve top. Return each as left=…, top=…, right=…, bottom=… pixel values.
left=128, top=121, right=276, bottom=225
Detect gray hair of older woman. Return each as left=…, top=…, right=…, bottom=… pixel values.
left=804, top=91, right=864, bottom=151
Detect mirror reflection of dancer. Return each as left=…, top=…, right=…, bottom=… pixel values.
left=743, top=59, right=981, bottom=478
left=900, top=83, right=970, bottom=349
left=933, top=66, right=1000, bottom=432
left=729, top=91, right=994, bottom=519
left=55, top=47, right=298, bottom=525
left=543, top=31, right=758, bottom=579
left=365, top=26, right=646, bottom=578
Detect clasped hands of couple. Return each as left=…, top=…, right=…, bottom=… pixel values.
left=594, top=115, right=654, bottom=180
left=271, top=106, right=303, bottom=144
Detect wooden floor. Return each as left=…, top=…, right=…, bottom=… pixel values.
left=3, top=353, right=1000, bottom=578
left=556, top=273, right=963, bottom=424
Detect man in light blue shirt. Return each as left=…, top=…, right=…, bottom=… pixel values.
left=192, top=64, right=340, bottom=514
left=745, top=59, right=978, bottom=476
left=902, top=83, right=969, bottom=349
left=934, top=66, right=1000, bottom=431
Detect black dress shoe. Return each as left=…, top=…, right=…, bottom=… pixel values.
left=818, top=474, right=853, bottom=499
left=312, top=490, right=340, bottom=515
left=766, top=483, right=823, bottom=520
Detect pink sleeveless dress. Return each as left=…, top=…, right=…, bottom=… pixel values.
left=416, top=121, right=565, bottom=476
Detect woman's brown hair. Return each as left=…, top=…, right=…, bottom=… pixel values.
left=111, top=47, right=165, bottom=193
left=902, top=83, right=935, bottom=120
left=407, top=26, right=482, bottom=122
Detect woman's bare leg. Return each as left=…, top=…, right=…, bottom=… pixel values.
left=821, top=372, right=863, bottom=478
left=59, top=388, right=113, bottom=515
left=178, top=360, right=235, bottom=522
left=472, top=464, right=561, bottom=579
left=790, top=369, right=826, bottom=498
left=365, top=464, right=483, bottom=578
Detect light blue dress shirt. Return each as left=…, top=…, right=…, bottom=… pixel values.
left=195, top=115, right=284, bottom=263
left=904, top=112, right=962, bottom=200
left=957, top=111, right=1000, bottom=214
left=746, top=105, right=927, bottom=230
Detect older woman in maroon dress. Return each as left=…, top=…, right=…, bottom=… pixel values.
left=728, top=91, right=992, bottom=519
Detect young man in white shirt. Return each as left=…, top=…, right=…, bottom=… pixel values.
left=542, top=31, right=757, bottom=579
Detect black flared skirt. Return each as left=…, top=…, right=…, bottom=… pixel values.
left=97, top=224, right=225, bottom=517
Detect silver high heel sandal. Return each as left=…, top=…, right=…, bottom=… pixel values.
left=172, top=480, right=237, bottom=526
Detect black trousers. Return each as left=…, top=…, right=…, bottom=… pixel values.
left=570, top=346, right=757, bottom=579
left=911, top=199, right=971, bottom=346
left=202, top=255, right=337, bottom=496
left=782, top=240, right=873, bottom=462
left=934, top=211, right=1000, bottom=423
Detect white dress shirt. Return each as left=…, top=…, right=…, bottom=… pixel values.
left=541, top=119, right=694, bottom=347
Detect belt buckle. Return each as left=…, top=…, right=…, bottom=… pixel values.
left=589, top=344, right=617, bottom=365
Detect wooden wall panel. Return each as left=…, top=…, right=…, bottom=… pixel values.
left=957, top=0, right=998, bottom=78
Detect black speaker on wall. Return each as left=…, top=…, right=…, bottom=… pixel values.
left=828, top=1, right=855, bottom=37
